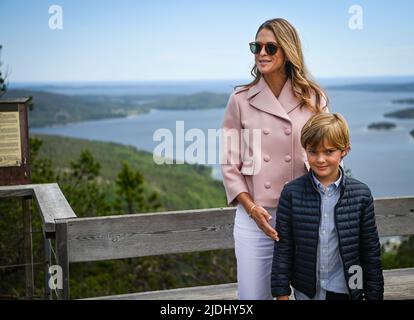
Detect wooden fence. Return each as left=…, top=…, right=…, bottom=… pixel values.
left=1, top=183, right=414, bottom=300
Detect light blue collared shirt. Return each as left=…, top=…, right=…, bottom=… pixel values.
left=294, top=169, right=349, bottom=300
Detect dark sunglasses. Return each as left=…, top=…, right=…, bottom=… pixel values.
left=249, top=42, right=279, bottom=55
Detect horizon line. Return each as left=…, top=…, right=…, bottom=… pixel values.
left=9, top=74, right=414, bottom=85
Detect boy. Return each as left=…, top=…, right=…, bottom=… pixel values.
left=271, top=113, right=384, bottom=300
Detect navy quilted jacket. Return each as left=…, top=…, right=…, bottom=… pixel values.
left=271, top=169, right=384, bottom=300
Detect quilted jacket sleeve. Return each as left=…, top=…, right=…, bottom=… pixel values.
left=360, top=192, right=384, bottom=300
left=271, top=186, right=294, bottom=297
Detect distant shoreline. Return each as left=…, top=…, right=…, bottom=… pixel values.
left=4, top=80, right=414, bottom=128
left=326, top=82, right=414, bottom=92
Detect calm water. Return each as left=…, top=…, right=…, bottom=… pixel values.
left=30, top=89, right=414, bottom=198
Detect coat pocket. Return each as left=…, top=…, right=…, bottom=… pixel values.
left=240, top=159, right=255, bottom=175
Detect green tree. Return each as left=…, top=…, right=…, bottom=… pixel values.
left=0, top=44, right=7, bottom=97
left=30, top=137, right=56, bottom=183
left=114, top=161, right=161, bottom=214
left=394, top=235, right=414, bottom=267
left=58, top=149, right=111, bottom=216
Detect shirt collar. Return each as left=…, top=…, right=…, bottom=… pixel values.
left=311, top=168, right=342, bottom=193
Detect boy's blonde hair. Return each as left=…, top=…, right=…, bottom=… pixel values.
left=301, top=113, right=351, bottom=151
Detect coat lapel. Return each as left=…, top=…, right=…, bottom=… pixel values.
left=278, top=78, right=302, bottom=114
left=247, top=77, right=301, bottom=122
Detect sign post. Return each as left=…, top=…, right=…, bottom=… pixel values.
left=0, top=97, right=34, bottom=298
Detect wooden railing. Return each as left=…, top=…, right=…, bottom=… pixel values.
left=0, top=183, right=76, bottom=299
left=1, top=183, right=414, bottom=300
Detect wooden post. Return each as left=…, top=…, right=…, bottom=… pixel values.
left=55, top=221, right=69, bottom=300
left=1, top=98, right=33, bottom=298
left=22, top=196, right=34, bottom=299
left=0, top=184, right=77, bottom=300
left=43, top=232, right=52, bottom=300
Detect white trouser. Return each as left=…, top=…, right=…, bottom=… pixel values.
left=233, top=204, right=277, bottom=300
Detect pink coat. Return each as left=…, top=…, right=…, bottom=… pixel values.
left=221, top=77, right=326, bottom=208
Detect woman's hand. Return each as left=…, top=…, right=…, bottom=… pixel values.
left=250, top=205, right=279, bottom=241
left=235, top=193, right=279, bottom=241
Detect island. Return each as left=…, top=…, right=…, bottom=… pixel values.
left=367, top=122, right=396, bottom=130
left=392, top=98, right=414, bottom=105
left=385, top=107, right=414, bottom=119
left=384, top=98, right=414, bottom=120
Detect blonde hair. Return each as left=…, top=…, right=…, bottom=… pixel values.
left=238, top=18, right=328, bottom=113
left=301, top=113, right=351, bottom=151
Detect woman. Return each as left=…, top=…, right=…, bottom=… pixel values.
left=221, top=18, right=328, bottom=300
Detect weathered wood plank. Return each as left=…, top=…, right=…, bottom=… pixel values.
left=65, top=196, right=414, bottom=263
left=0, top=183, right=35, bottom=198
left=65, top=207, right=235, bottom=262
left=85, top=283, right=238, bottom=300
left=382, top=268, right=414, bottom=300
left=0, top=183, right=77, bottom=232
left=374, top=196, right=414, bottom=236
left=0, top=98, right=31, bottom=104
left=33, top=184, right=76, bottom=232
left=86, top=268, right=414, bottom=300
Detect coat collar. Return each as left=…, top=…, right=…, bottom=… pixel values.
left=246, top=76, right=302, bottom=122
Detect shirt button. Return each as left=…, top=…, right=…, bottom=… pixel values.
left=322, top=230, right=326, bottom=234
left=284, top=155, right=291, bottom=162
left=284, top=128, right=291, bottom=135
left=242, top=121, right=247, bottom=127
left=264, top=155, right=270, bottom=162
left=263, top=128, right=270, bottom=135
left=264, top=182, right=271, bottom=189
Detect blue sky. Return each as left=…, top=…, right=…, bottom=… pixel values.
left=1, top=0, right=414, bottom=82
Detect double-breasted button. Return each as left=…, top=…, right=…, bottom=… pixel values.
left=263, top=128, right=270, bottom=135
left=284, top=128, right=292, bottom=135
left=263, top=155, right=270, bottom=162
left=284, top=155, right=292, bottom=162
left=264, top=182, right=271, bottom=189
